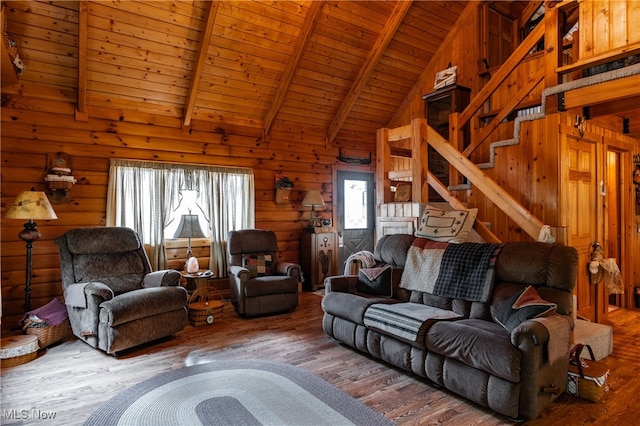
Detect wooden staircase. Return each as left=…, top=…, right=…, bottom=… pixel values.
left=375, top=1, right=640, bottom=245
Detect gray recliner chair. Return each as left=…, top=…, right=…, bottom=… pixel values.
left=227, top=229, right=300, bottom=316
left=55, top=227, right=188, bottom=355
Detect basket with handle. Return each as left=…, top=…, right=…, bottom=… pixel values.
left=567, top=343, right=610, bottom=402
left=23, top=318, right=72, bottom=348
left=188, top=286, right=224, bottom=326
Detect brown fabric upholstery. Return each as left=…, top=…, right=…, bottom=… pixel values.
left=55, top=227, right=188, bottom=355
left=227, top=229, right=300, bottom=316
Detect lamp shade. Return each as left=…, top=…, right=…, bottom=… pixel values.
left=5, top=190, right=58, bottom=220
left=173, top=214, right=206, bottom=239
left=301, top=190, right=325, bottom=208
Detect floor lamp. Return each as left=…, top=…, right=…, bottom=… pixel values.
left=5, top=189, right=58, bottom=313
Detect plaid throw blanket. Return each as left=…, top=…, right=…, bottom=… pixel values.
left=400, top=239, right=503, bottom=303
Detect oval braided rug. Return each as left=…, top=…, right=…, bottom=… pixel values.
left=84, top=359, right=393, bottom=425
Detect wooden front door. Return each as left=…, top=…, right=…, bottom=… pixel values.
left=561, top=126, right=601, bottom=322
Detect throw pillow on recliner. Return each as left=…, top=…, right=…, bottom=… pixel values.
left=357, top=265, right=393, bottom=297
left=493, top=285, right=557, bottom=332
left=242, top=254, right=273, bottom=278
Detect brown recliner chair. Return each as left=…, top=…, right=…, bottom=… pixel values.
left=55, top=227, right=188, bottom=355
left=227, top=229, right=300, bottom=316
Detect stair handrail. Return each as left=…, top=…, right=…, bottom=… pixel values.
left=417, top=118, right=545, bottom=241
left=452, top=20, right=546, bottom=159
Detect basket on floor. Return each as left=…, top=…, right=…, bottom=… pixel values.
left=23, top=318, right=72, bottom=348
left=1, top=335, right=39, bottom=368
left=188, top=287, right=224, bottom=327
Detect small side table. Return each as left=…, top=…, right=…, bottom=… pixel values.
left=181, top=271, right=224, bottom=326
left=182, top=270, right=213, bottom=295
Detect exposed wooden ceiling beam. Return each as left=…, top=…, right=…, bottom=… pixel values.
left=75, top=0, right=88, bottom=122
left=263, top=1, right=324, bottom=136
left=327, top=0, right=413, bottom=144
left=183, top=1, right=219, bottom=129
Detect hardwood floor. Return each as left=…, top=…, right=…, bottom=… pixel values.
left=1, top=293, right=639, bottom=425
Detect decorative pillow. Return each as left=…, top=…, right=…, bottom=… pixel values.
left=242, top=254, right=273, bottom=278
left=415, top=205, right=477, bottom=243
left=357, top=265, right=393, bottom=297
left=494, top=285, right=557, bottom=332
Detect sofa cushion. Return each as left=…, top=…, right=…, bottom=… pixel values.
left=243, top=275, right=297, bottom=297
left=415, top=205, right=478, bottom=243
left=364, top=302, right=462, bottom=349
left=426, top=319, right=521, bottom=382
left=322, top=292, right=394, bottom=326
left=357, top=266, right=393, bottom=297
left=493, top=285, right=557, bottom=332
left=242, top=254, right=273, bottom=278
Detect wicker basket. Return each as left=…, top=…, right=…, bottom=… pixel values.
left=188, top=288, right=224, bottom=326
left=1, top=335, right=39, bottom=368
left=24, top=319, right=72, bottom=348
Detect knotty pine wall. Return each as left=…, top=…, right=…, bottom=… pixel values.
left=0, top=97, right=375, bottom=329
left=385, top=1, right=640, bottom=312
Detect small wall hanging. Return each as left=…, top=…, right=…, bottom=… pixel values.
left=275, top=175, right=294, bottom=204
left=45, top=152, right=76, bottom=204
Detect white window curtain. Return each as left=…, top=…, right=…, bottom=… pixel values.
left=106, top=159, right=255, bottom=275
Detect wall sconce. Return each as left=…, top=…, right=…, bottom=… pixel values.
left=45, top=153, right=76, bottom=204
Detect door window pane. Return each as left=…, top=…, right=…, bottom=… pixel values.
left=344, top=179, right=367, bottom=229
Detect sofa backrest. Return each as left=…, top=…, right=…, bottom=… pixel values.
left=376, top=234, right=578, bottom=320
left=55, top=227, right=152, bottom=295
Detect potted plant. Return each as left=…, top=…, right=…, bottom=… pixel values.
left=275, top=176, right=294, bottom=204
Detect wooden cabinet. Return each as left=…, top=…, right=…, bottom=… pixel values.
left=422, top=85, right=471, bottom=200
left=300, top=231, right=337, bottom=291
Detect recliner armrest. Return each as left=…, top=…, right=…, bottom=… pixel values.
left=229, top=265, right=251, bottom=281
left=324, top=275, right=358, bottom=294
left=276, top=261, right=301, bottom=280
left=143, top=269, right=182, bottom=287
left=510, top=320, right=550, bottom=348
left=64, top=282, right=114, bottom=309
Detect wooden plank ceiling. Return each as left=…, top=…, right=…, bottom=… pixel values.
left=2, top=0, right=468, bottom=143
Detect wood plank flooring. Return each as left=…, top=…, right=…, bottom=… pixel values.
left=1, top=293, right=639, bottom=425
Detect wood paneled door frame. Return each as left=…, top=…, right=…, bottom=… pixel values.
left=560, top=124, right=602, bottom=322
left=603, top=136, right=634, bottom=310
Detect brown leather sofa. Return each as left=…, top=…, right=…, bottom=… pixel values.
left=321, top=234, right=578, bottom=420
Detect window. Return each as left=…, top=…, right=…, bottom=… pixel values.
left=343, top=179, right=368, bottom=229
left=106, top=159, right=254, bottom=276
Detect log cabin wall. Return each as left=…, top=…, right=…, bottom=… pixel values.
left=0, top=105, right=339, bottom=327
left=2, top=0, right=639, bottom=332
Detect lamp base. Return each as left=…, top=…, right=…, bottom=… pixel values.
left=18, top=220, right=41, bottom=243
left=186, top=256, right=200, bottom=274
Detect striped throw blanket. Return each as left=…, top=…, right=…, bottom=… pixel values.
left=400, top=239, right=503, bottom=303
left=364, top=303, right=463, bottom=344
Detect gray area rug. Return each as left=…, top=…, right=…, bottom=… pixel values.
left=84, top=359, right=393, bottom=425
